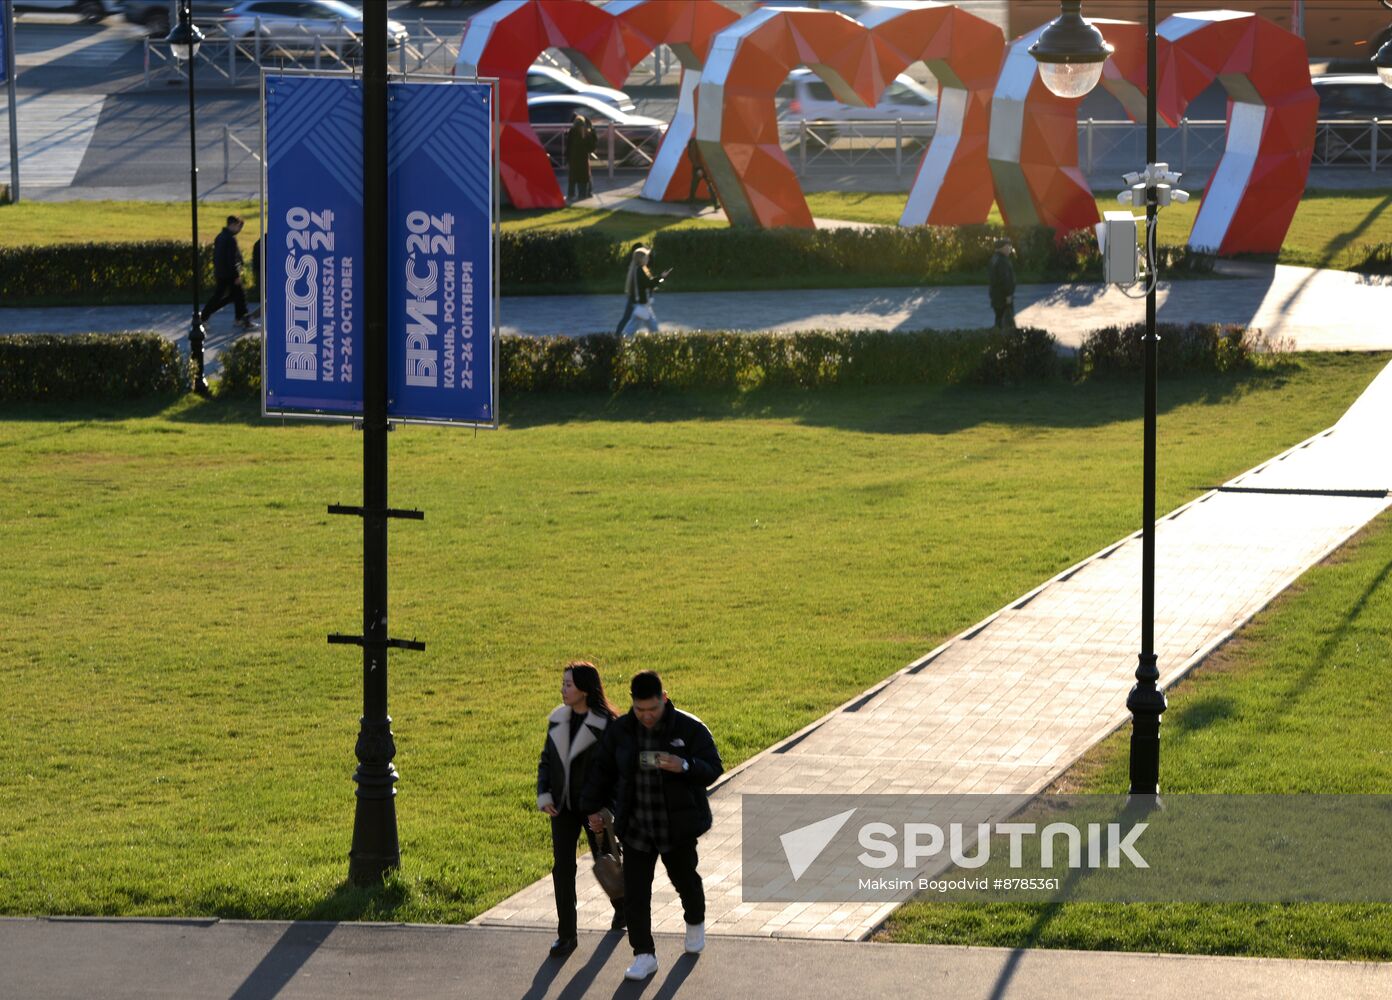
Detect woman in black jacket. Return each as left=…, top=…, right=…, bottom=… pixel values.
left=538, top=660, right=623, bottom=956
left=565, top=114, right=597, bottom=202
left=614, top=246, right=668, bottom=336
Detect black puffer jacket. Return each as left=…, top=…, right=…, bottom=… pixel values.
left=579, top=699, right=723, bottom=844
left=537, top=704, right=611, bottom=813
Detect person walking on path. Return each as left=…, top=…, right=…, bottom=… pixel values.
left=565, top=114, right=597, bottom=202
left=582, top=670, right=724, bottom=983
left=538, top=662, right=626, bottom=959
left=988, top=238, right=1016, bottom=330
left=615, top=246, right=669, bottom=336
left=201, top=215, right=257, bottom=331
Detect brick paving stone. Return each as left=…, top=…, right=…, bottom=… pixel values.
left=474, top=361, right=1392, bottom=942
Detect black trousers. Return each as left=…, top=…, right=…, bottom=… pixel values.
left=623, top=839, right=704, bottom=956
left=202, top=279, right=248, bottom=323
left=992, top=300, right=1014, bottom=330
left=567, top=165, right=592, bottom=200
left=550, top=808, right=620, bottom=939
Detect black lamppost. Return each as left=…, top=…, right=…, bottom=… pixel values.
left=165, top=1, right=209, bottom=396
left=1032, top=1, right=1168, bottom=798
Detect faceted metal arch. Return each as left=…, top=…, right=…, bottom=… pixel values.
left=856, top=4, right=1006, bottom=228
left=455, top=0, right=634, bottom=209
left=603, top=0, right=741, bottom=203
left=1156, top=11, right=1317, bottom=255
left=988, top=19, right=1146, bottom=234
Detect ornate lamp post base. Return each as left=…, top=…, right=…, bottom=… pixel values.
left=348, top=718, right=400, bottom=885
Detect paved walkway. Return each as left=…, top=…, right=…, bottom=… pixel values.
left=476, top=359, right=1392, bottom=941
left=4, top=918, right=1390, bottom=1000
left=2, top=264, right=1390, bottom=363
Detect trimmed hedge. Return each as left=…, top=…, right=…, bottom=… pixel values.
left=0, top=227, right=1214, bottom=304
left=225, top=327, right=1063, bottom=398
left=0, top=333, right=188, bottom=401
left=1077, top=322, right=1263, bottom=379
left=216, top=334, right=263, bottom=398
left=0, top=242, right=215, bottom=304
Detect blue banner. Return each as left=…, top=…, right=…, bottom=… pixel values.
left=262, top=74, right=364, bottom=417
left=386, top=81, right=495, bottom=425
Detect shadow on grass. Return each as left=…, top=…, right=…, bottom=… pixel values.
left=0, top=365, right=1300, bottom=436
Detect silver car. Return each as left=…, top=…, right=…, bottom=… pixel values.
left=225, top=0, right=408, bottom=49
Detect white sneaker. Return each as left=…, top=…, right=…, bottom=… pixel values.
left=624, top=953, right=659, bottom=980
left=684, top=921, right=705, bottom=954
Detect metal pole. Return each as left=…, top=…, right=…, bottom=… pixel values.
left=223, top=123, right=229, bottom=184
left=184, top=0, right=207, bottom=396
left=607, top=118, right=614, bottom=179
left=895, top=117, right=902, bottom=178
left=1372, top=117, right=1379, bottom=173
left=4, top=0, right=18, bottom=202
left=1127, top=0, right=1166, bottom=799
left=348, top=0, right=399, bottom=886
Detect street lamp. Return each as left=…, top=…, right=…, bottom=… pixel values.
left=1377, top=2, right=1392, bottom=89
left=164, top=1, right=209, bottom=396
left=1031, top=1, right=1169, bottom=799
left=1028, top=0, right=1114, bottom=99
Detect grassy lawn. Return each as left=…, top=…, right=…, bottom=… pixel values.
left=0, top=353, right=1385, bottom=924
left=2, top=188, right=1385, bottom=275
left=804, top=189, right=1392, bottom=270
left=880, top=504, right=1392, bottom=959
left=0, top=199, right=719, bottom=260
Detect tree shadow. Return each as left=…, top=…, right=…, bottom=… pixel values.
left=500, top=368, right=1291, bottom=437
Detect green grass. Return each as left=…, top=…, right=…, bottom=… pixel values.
left=3, top=187, right=1385, bottom=274
left=881, top=494, right=1392, bottom=959
left=804, top=189, right=1392, bottom=271
left=0, top=353, right=1385, bottom=923
left=0, top=199, right=719, bottom=258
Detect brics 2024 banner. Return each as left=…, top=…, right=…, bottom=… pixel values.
left=262, top=75, right=495, bottom=426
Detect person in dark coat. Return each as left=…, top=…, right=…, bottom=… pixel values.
left=988, top=238, right=1017, bottom=330
left=538, top=661, right=625, bottom=957
left=685, top=136, right=718, bottom=209
left=201, top=215, right=256, bottom=330
left=565, top=114, right=597, bottom=202
left=247, top=236, right=263, bottom=321
left=582, top=670, right=724, bottom=982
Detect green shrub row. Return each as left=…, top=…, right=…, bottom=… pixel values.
left=0, top=228, right=1215, bottom=304
left=0, top=242, right=215, bottom=303
left=1077, top=322, right=1263, bottom=379
left=0, top=333, right=188, bottom=402
left=1, top=322, right=1264, bottom=404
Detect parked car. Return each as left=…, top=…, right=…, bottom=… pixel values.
left=526, top=94, right=667, bottom=168
left=1312, top=74, right=1392, bottom=165
left=12, top=0, right=118, bottom=22
left=121, top=1, right=236, bottom=37
left=1313, top=74, right=1392, bottom=119
left=225, top=0, right=409, bottom=50
left=778, top=67, right=936, bottom=136
left=526, top=63, right=634, bottom=113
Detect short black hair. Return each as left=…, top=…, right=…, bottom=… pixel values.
left=630, top=670, right=662, bottom=701
left=227, top=215, right=244, bottom=226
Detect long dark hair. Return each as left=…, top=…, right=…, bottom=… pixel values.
left=566, top=660, right=618, bottom=719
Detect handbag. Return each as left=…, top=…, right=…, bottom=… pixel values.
left=591, top=808, right=625, bottom=901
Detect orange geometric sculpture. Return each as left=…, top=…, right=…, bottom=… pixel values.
left=455, top=0, right=634, bottom=209
left=988, top=19, right=1146, bottom=234
left=1155, top=11, right=1317, bottom=255
left=605, top=0, right=741, bottom=202
left=696, top=4, right=1004, bottom=229
left=858, top=4, right=1006, bottom=228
